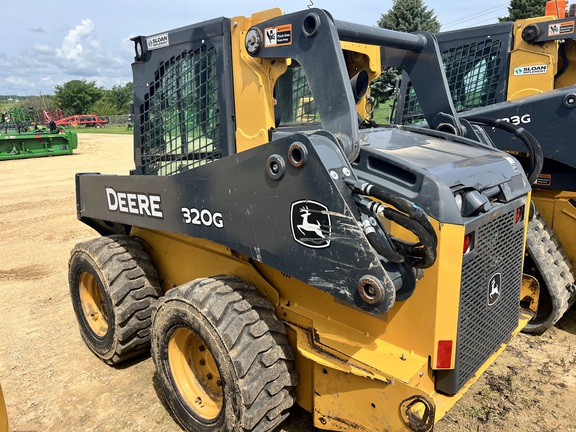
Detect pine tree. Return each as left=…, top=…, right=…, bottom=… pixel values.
left=499, top=0, right=547, bottom=22
left=372, top=0, right=441, bottom=104
left=377, top=0, right=441, bottom=33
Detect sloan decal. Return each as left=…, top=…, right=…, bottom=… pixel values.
left=146, top=33, right=169, bottom=50
left=513, top=64, right=548, bottom=76
left=291, top=200, right=331, bottom=249
left=105, top=187, right=163, bottom=218
left=487, top=272, right=501, bottom=306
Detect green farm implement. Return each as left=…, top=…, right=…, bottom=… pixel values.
left=0, top=126, right=78, bottom=160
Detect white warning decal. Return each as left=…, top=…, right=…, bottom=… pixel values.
left=548, top=21, right=575, bottom=37
left=264, top=24, right=292, bottom=47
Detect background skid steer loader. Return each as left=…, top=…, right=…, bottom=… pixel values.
left=396, top=0, right=576, bottom=333
left=69, top=7, right=538, bottom=431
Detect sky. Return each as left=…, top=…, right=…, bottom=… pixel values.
left=0, top=1, right=511, bottom=96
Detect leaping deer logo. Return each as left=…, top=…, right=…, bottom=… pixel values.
left=297, top=206, right=325, bottom=238
left=488, top=273, right=501, bottom=306
left=490, top=278, right=499, bottom=297
left=291, top=200, right=331, bottom=249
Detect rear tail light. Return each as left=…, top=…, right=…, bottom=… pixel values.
left=436, top=340, right=453, bottom=369
left=515, top=205, right=525, bottom=224
left=463, top=233, right=474, bottom=254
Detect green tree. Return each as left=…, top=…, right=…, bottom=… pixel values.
left=104, top=83, right=133, bottom=113
left=90, top=99, right=120, bottom=116
left=13, top=95, right=58, bottom=124
left=499, top=0, right=546, bottom=21
left=372, top=0, right=441, bottom=104
left=54, top=80, right=103, bottom=116
left=377, top=0, right=441, bottom=33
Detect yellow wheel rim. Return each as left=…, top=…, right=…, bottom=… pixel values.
left=168, top=327, right=223, bottom=420
left=78, top=271, right=109, bottom=337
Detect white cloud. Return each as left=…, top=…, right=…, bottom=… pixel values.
left=5, top=76, right=32, bottom=87
left=5, top=18, right=133, bottom=94
left=32, top=44, right=55, bottom=55
left=56, top=19, right=95, bottom=61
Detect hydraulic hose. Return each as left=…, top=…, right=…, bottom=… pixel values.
left=381, top=206, right=437, bottom=268
left=360, top=217, right=405, bottom=263
left=350, top=180, right=437, bottom=244
left=349, top=179, right=438, bottom=269
left=464, top=116, right=544, bottom=184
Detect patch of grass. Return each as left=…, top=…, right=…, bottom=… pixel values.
left=464, top=405, right=491, bottom=422
left=371, top=101, right=393, bottom=125
left=72, top=126, right=133, bottom=135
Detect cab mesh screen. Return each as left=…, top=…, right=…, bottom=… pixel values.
left=402, top=38, right=504, bottom=123
left=139, top=46, right=221, bottom=176
left=275, top=66, right=319, bottom=125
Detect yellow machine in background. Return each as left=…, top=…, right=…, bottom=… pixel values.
left=398, top=0, right=576, bottom=333
left=69, top=7, right=538, bottom=431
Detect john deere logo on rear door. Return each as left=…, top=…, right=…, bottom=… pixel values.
left=487, top=273, right=501, bottom=306
left=291, top=200, right=331, bottom=249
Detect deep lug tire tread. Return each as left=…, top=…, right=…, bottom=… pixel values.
left=152, top=276, right=296, bottom=432
left=69, top=235, right=162, bottom=364
left=523, top=211, right=575, bottom=333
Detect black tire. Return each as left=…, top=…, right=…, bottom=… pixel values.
left=69, top=235, right=162, bottom=364
left=522, top=211, right=575, bottom=334
left=151, top=276, right=297, bottom=432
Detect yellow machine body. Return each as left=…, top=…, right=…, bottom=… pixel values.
left=506, top=14, right=576, bottom=271
left=508, top=13, right=576, bottom=99
left=0, top=384, right=8, bottom=432
left=507, top=16, right=562, bottom=99
left=132, top=212, right=533, bottom=431
left=401, top=4, right=576, bottom=334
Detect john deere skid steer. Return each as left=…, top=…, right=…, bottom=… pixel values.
left=397, top=0, right=576, bottom=334
left=69, top=8, right=538, bottom=431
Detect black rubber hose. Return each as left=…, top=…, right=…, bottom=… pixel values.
left=359, top=194, right=437, bottom=268
left=465, top=116, right=544, bottom=184
left=365, top=230, right=405, bottom=263
left=383, top=207, right=437, bottom=268
left=348, top=179, right=438, bottom=268
left=366, top=183, right=438, bottom=245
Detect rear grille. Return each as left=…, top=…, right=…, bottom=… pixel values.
left=436, top=206, right=524, bottom=394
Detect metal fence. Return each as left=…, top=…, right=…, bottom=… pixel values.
left=105, top=114, right=132, bottom=127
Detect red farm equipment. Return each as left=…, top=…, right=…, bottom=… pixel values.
left=55, top=114, right=109, bottom=128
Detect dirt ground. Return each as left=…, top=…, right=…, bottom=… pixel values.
left=0, top=133, right=575, bottom=432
